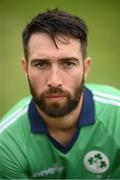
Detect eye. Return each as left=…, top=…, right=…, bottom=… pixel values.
left=63, top=60, right=76, bottom=69
left=34, top=61, right=49, bottom=69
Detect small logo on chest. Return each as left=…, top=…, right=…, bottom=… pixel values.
left=83, top=150, right=109, bottom=174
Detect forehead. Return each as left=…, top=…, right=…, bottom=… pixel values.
left=28, top=33, right=82, bottom=60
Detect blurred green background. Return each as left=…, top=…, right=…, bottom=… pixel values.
left=0, top=0, right=120, bottom=117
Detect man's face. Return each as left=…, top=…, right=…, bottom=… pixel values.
left=22, top=33, right=91, bottom=117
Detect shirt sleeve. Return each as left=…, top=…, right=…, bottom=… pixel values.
left=0, top=138, right=30, bottom=179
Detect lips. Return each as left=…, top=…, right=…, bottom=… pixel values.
left=45, top=94, right=66, bottom=101
left=47, top=95, right=65, bottom=98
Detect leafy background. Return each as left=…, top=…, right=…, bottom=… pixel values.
left=0, top=0, right=120, bottom=117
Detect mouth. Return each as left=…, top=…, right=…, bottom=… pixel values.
left=45, top=94, right=66, bottom=102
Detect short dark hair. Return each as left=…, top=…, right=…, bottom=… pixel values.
left=22, top=9, right=88, bottom=60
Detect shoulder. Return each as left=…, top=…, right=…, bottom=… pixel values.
left=86, top=83, right=120, bottom=96
left=86, top=83, right=120, bottom=107
left=0, top=97, right=32, bottom=178
left=86, top=83, right=120, bottom=115
left=86, top=83, right=120, bottom=127
left=86, top=83, right=120, bottom=145
left=0, top=96, right=32, bottom=135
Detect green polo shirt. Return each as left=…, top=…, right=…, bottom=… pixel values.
left=0, top=84, right=120, bottom=179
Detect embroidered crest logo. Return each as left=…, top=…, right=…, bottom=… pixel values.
left=83, top=150, right=109, bottom=174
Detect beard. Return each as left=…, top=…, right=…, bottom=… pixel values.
left=28, top=76, right=84, bottom=118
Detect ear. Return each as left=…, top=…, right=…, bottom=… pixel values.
left=83, top=57, right=92, bottom=80
left=21, top=58, right=28, bottom=78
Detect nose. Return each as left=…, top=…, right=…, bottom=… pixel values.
left=47, top=66, right=62, bottom=88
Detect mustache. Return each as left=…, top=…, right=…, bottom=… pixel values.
left=43, top=86, right=68, bottom=95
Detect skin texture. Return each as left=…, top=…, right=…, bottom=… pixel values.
left=21, top=33, right=92, bottom=145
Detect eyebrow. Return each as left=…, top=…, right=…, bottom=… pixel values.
left=30, top=59, right=49, bottom=65
left=60, top=57, right=79, bottom=62
left=30, top=57, right=79, bottom=65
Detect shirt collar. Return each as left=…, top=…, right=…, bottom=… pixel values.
left=28, top=87, right=95, bottom=133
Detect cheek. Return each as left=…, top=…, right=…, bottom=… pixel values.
left=69, top=70, right=83, bottom=86
left=75, top=68, right=84, bottom=83
left=28, top=72, right=46, bottom=92
left=65, top=72, right=83, bottom=94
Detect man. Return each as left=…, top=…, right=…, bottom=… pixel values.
left=0, top=9, right=120, bottom=179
